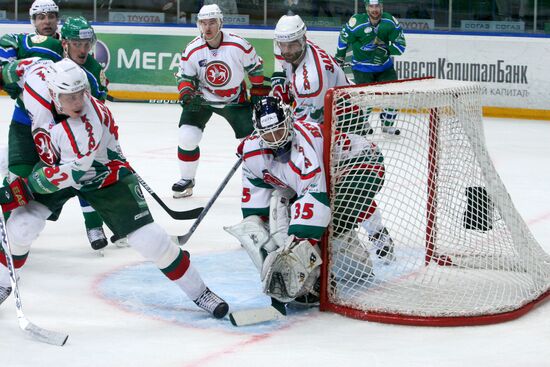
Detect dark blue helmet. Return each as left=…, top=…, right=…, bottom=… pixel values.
left=253, top=96, right=293, bottom=150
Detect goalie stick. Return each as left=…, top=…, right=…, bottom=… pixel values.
left=0, top=217, right=69, bottom=346
left=229, top=298, right=287, bottom=327
left=178, top=157, right=242, bottom=245
left=131, top=171, right=204, bottom=220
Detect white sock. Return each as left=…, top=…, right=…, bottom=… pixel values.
left=173, top=263, right=206, bottom=301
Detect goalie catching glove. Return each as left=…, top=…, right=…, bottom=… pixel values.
left=0, top=177, right=34, bottom=212
left=261, top=236, right=322, bottom=303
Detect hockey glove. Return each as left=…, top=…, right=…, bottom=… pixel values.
left=0, top=177, right=34, bottom=213
left=0, top=63, right=22, bottom=100
left=179, top=86, right=196, bottom=105
left=334, top=56, right=345, bottom=67
left=372, top=46, right=389, bottom=65
left=270, top=71, right=292, bottom=105
left=249, top=84, right=271, bottom=106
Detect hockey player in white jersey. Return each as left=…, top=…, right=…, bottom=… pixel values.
left=172, top=4, right=269, bottom=198
left=271, top=15, right=350, bottom=124
left=225, top=97, right=394, bottom=306
left=0, top=59, right=229, bottom=318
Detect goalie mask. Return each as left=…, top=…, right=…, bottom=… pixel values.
left=29, top=0, right=59, bottom=36
left=197, top=4, right=223, bottom=42
left=61, top=16, right=96, bottom=65
left=46, top=59, right=90, bottom=118
left=274, top=15, right=307, bottom=65
left=253, top=97, right=294, bottom=156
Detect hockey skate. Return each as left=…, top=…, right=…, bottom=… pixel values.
left=381, top=126, right=401, bottom=137
left=370, top=227, right=396, bottom=264
left=110, top=234, right=129, bottom=248
left=0, top=286, right=12, bottom=306
left=172, top=179, right=195, bottom=199
left=87, top=227, right=108, bottom=252
left=193, top=287, right=229, bottom=319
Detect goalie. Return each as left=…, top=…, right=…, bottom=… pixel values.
left=225, top=97, right=394, bottom=305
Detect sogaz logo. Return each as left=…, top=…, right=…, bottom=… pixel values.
left=94, top=40, right=111, bottom=71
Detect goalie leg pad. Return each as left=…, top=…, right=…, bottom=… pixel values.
left=224, top=215, right=279, bottom=272
left=269, top=190, right=292, bottom=248
left=261, top=239, right=322, bottom=303
left=332, top=230, right=374, bottom=282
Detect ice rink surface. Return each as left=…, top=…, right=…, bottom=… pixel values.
left=1, top=96, right=549, bottom=367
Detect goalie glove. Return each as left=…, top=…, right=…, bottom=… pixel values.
left=261, top=236, right=322, bottom=303
left=0, top=177, right=34, bottom=213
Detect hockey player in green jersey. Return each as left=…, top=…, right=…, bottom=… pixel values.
left=60, top=16, right=108, bottom=101
left=335, top=0, right=406, bottom=135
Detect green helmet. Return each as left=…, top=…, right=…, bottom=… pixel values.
left=365, top=0, right=383, bottom=4
left=61, top=16, right=96, bottom=43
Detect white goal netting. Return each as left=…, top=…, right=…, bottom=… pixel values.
left=321, top=78, right=550, bottom=325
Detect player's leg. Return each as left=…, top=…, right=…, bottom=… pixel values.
left=173, top=106, right=212, bottom=198
left=1, top=188, right=75, bottom=305
left=217, top=103, right=255, bottom=140
left=77, top=197, right=108, bottom=251
left=83, top=174, right=228, bottom=318
left=331, top=163, right=385, bottom=281
left=375, top=68, right=400, bottom=136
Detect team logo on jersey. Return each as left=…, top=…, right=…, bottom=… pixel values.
left=348, top=17, right=357, bottom=27
left=30, top=35, right=47, bottom=44
left=262, top=170, right=289, bottom=189
left=205, top=61, right=231, bottom=87
left=33, top=128, right=58, bottom=166
left=365, top=27, right=373, bottom=34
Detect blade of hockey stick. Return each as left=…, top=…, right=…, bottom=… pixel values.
left=177, top=158, right=242, bottom=245
left=229, top=306, right=285, bottom=326
left=19, top=318, right=69, bottom=346
left=229, top=298, right=287, bottom=327
left=1, top=218, right=69, bottom=346
left=132, top=171, right=204, bottom=220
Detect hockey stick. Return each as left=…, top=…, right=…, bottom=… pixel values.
left=0, top=217, right=69, bottom=346
left=177, top=157, right=242, bottom=245
left=106, top=94, right=244, bottom=107
left=229, top=298, right=286, bottom=327
left=131, top=171, right=204, bottom=220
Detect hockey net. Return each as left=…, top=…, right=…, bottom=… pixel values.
left=320, top=77, right=550, bottom=325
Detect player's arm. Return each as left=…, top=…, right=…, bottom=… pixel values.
left=86, top=61, right=109, bottom=101
left=27, top=130, right=99, bottom=194
left=0, top=33, right=20, bottom=65
left=386, top=17, right=406, bottom=56
left=241, top=165, right=273, bottom=219
left=175, top=49, right=200, bottom=105
left=334, top=19, right=354, bottom=65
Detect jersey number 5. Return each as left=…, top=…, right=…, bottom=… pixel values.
left=294, top=203, right=314, bottom=220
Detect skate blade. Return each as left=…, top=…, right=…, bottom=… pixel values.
left=173, top=188, right=193, bottom=199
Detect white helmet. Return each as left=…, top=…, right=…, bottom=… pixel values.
left=46, top=59, right=89, bottom=112
left=197, top=4, right=223, bottom=22
left=274, top=15, right=307, bottom=43
left=29, top=0, right=59, bottom=18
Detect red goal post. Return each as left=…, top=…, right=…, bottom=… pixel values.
left=319, top=77, right=550, bottom=326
